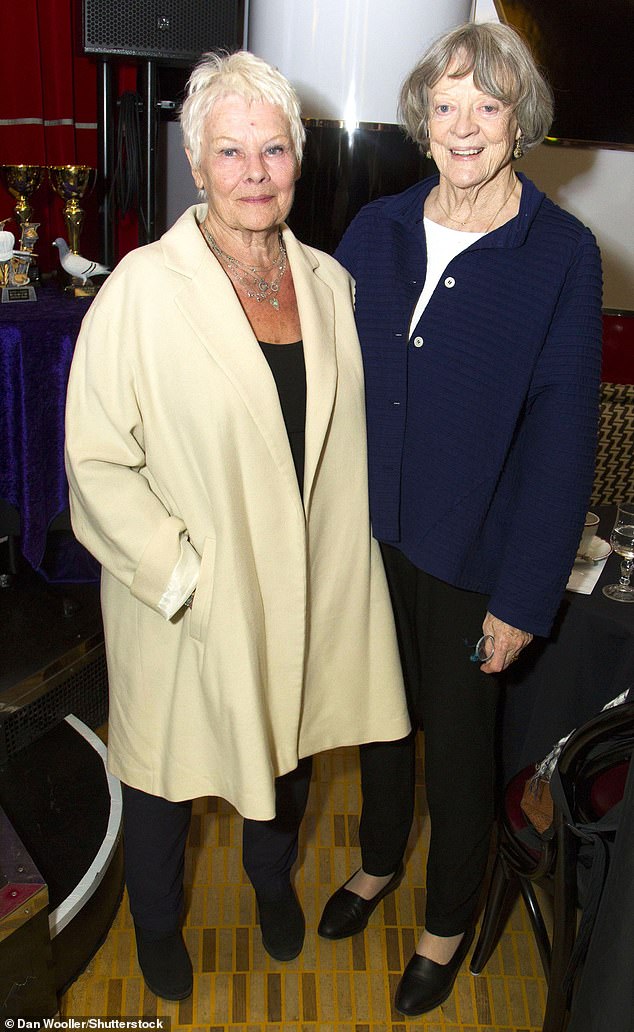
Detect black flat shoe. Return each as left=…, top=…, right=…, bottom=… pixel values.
left=257, top=883, right=305, bottom=961
left=134, top=925, right=193, bottom=1001
left=318, top=863, right=404, bottom=940
left=394, top=926, right=475, bottom=1017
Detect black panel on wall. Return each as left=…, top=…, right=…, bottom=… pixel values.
left=82, top=0, right=244, bottom=63
left=289, top=126, right=435, bottom=255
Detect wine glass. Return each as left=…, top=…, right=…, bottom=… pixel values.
left=602, top=503, right=634, bottom=602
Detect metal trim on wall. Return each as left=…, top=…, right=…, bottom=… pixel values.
left=303, top=119, right=405, bottom=134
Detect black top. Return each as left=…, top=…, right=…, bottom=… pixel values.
left=259, top=340, right=306, bottom=494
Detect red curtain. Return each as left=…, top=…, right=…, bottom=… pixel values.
left=0, top=0, right=137, bottom=272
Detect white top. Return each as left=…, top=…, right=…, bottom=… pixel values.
left=409, top=218, right=484, bottom=337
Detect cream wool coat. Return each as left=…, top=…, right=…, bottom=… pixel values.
left=65, top=205, right=410, bottom=820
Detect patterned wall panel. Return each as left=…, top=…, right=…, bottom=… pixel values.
left=591, top=382, right=634, bottom=506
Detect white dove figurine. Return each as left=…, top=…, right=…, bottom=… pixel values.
left=53, top=237, right=110, bottom=285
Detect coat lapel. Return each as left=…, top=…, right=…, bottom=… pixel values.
left=281, top=229, right=337, bottom=509
left=162, top=208, right=337, bottom=509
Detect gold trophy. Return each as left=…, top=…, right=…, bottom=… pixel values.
left=0, top=164, right=44, bottom=227
left=49, top=165, right=99, bottom=296
left=49, top=165, right=95, bottom=255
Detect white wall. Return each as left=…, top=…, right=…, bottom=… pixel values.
left=158, top=121, right=197, bottom=233
left=518, top=145, right=634, bottom=310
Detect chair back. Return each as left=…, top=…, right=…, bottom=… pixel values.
left=548, top=700, right=634, bottom=1002
left=471, top=697, right=634, bottom=1032
left=552, top=699, right=634, bottom=821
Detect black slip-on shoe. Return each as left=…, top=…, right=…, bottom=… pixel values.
left=394, top=926, right=475, bottom=1017
left=317, top=863, right=404, bottom=940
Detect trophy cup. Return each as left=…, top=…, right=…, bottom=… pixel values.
left=0, top=164, right=44, bottom=227
left=49, top=165, right=95, bottom=255
left=50, top=165, right=103, bottom=296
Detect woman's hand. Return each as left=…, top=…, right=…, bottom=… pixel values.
left=479, top=612, right=533, bottom=673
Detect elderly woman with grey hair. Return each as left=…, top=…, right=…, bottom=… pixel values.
left=64, top=50, right=410, bottom=1000
left=317, top=22, right=603, bottom=1016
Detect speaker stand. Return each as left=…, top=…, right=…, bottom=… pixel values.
left=97, top=59, right=115, bottom=267
left=142, top=60, right=158, bottom=244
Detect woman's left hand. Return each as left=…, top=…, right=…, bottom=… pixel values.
left=479, top=612, right=533, bottom=674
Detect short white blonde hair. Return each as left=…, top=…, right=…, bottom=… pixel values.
left=180, top=50, right=305, bottom=170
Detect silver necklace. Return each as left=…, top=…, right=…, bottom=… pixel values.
left=436, top=178, right=517, bottom=234
left=200, top=224, right=287, bottom=309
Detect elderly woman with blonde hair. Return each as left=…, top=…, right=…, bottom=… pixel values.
left=317, top=22, right=603, bottom=1016
left=64, top=50, right=410, bottom=1000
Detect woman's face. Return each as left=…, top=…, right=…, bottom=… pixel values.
left=427, top=64, right=519, bottom=191
left=188, top=94, right=299, bottom=237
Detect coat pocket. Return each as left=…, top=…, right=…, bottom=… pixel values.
left=189, top=535, right=217, bottom=642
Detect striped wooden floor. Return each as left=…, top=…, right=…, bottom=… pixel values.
left=60, top=743, right=548, bottom=1030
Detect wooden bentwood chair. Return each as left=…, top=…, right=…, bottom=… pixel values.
left=470, top=700, right=634, bottom=1032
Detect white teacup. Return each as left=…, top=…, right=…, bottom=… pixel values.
left=579, top=511, right=600, bottom=556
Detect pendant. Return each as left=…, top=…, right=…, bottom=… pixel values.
left=271, top=298, right=279, bottom=309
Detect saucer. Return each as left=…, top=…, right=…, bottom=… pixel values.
left=576, top=535, right=612, bottom=563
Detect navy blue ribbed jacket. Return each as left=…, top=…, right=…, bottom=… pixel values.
left=335, top=173, right=603, bottom=637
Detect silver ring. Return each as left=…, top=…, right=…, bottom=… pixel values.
left=474, top=634, right=495, bottom=663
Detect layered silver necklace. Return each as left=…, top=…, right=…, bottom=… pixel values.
left=200, top=223, right=287, bottom=309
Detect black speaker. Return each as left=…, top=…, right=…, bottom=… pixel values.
left=82, top=0, right=244, bottom=63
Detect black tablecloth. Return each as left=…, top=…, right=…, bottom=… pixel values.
left=502, top=506, right=634, bottom=779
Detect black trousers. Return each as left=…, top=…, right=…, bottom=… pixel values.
left=359, top=544, right=500, bottom=937
left=122, top=756, right=313, bottom=934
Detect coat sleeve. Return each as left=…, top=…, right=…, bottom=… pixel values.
left=64, top=277, right=191, bottom=612
left=487, top=227, right=603, bottom=635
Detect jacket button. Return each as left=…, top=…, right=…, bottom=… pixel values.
left=413, top=336, right=424, bottom=348
left=444, top=276, right=455, bottom=288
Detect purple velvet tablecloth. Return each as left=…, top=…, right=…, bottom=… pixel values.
left=0, top=282, right=99, bottom=581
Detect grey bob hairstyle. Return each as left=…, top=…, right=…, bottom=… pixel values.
left=399, top=21, right=554, bottom=154
left=180, top=50, right=306, bottom=170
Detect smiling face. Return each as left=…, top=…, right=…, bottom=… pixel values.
left=428, top=63, right=520, bottom=192
left=187, top=93, right=299, bottom=243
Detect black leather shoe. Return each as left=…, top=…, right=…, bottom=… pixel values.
left=257, top=884, right=305, bottom=961
left=134, top=925, right=193, bottom=1001
left=394, top=926, right=475, bottom=1016
left=318, top=864, right=404, bottom=940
